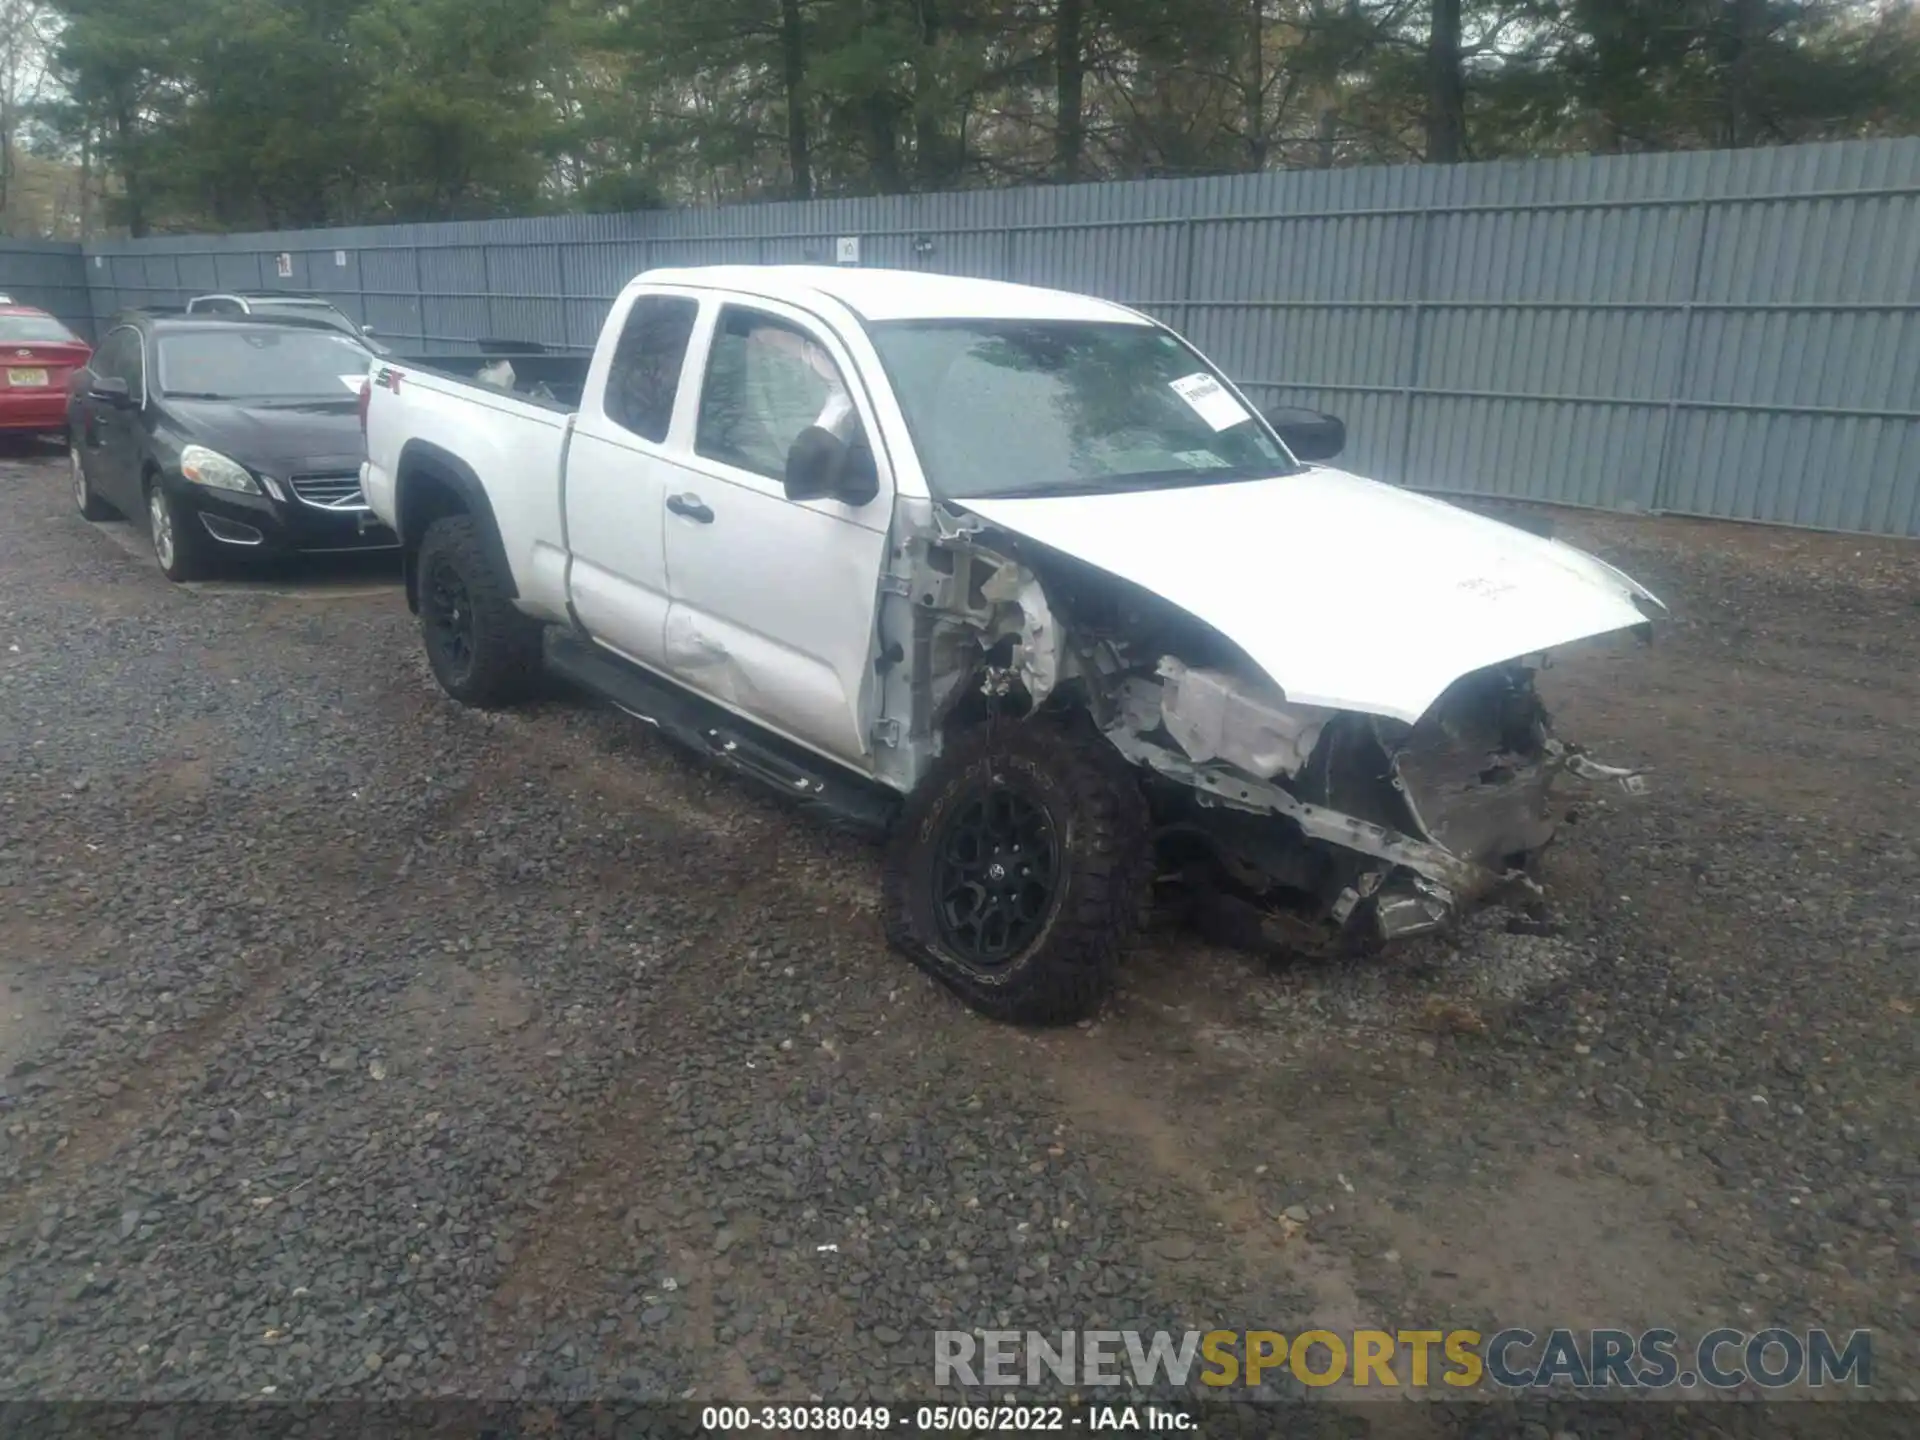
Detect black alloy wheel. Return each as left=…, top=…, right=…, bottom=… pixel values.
left=931, top=785, right=1061, bottom=966
left=422, top=552, right=476, bottom=685
left=412, top=514, right=545, bottom=708
left=882, top=719, right=1150, bottom=1025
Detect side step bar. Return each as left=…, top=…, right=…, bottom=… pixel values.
left=543, top=628, right=900, bottom=838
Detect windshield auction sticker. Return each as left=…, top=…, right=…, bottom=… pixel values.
left=1169, top=372, right=1251, bottom=431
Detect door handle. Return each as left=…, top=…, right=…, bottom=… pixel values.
left=667, top=493, right=714, bottom=524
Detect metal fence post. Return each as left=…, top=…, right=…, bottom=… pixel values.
left=1647, top=199, right=1714, bottom=515
left=1395, top=209, right=1437, bottom=484
left=1177, top=217, right=1198, bottom=335
left=411, top=245, right=427, bottom=349
left=481, top=246, right=497, bottom=341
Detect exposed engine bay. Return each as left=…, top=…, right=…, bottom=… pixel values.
left=870, top=497, right=1648, bottom=956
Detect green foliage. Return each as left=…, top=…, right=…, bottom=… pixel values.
left=349, top=0, right=559, bottom=221
left=35, top=0, right=1920, bottom=235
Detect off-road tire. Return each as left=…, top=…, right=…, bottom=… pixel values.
left=416, top=515, right=544, bottom=708
left=882, top=719, right=1150, bottom=1024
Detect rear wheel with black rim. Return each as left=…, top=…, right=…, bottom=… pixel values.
left=883, top=720, right=1150, bottom=1024
left=416, top=514, right=543, bottom=708
left=147, top=480, right=210, bottom=582
left=72, top=444, right=113, bottom=520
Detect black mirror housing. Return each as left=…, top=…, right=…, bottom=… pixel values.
left=1266, top=406, right=1345, bottom=463
left=784, top=425, right=879, bottom=507
left=90, top=376, right=132, bottom=406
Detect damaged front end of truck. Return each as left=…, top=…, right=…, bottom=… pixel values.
left=1097, top=651, right=1647, bottom=956
left=872, top=491, right=1657, bottom=961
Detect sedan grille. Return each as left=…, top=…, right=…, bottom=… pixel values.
left=289, top=470, right=368, bottom=512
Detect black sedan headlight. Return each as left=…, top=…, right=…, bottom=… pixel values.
left=179, top=444, right=260, bottom=494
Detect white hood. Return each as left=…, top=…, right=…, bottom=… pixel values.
left=961, top=467, right=1662, bottom=726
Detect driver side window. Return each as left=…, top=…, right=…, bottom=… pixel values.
left=123, top=332, right=145, bottom=396
left=97, top=327, right=143, bottom=394
left=695, top=306, right=863, bottom=482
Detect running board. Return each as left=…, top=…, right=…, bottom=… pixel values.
left=543, top=628, right=899, bottom=838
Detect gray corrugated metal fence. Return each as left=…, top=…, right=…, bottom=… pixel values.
left=66, top=138, right=1920, bottom=535
left=0, top=239, right=95, bottom=341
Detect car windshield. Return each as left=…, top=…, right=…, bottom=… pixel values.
left=867, top=319, right=1295, bottom=500
left=156, top=328, right=371, bottom=400
left=0, top=314, right=81, bottom=344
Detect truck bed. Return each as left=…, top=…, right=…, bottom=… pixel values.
left=388, top=351, right=592, bottom=413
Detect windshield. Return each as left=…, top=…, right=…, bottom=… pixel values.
left=0, top=314, right=81, bottom=344
left=157, top=328, right=372, bottom=400
left=867, top=319, right=1294, bottom=500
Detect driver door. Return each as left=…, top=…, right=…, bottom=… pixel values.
left=656, top=300, right=893, bottom=770
left=76, top=325, right=143, bottom=509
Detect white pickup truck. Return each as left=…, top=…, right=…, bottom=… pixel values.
left=361, top=265, right=1660, bottom=1023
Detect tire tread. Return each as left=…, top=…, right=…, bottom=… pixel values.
left=417, top=515, right=543, bottom=708
left=882, top=718, right=1149, bottom=1025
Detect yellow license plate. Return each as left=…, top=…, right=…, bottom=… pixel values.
left=7, top=368, right=48, bottom=387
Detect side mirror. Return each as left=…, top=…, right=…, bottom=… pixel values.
left=362, top=324, right=377, bottom=335
left=89, top=375, right=132, bottom=406
left=1266, top=406, right=1345, bottom=463
left=785, top=425, right=879, bottom=507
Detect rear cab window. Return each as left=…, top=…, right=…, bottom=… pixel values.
left=604, top=294, right=698, bottom=443
left=255, top=300, right=351, bottom=324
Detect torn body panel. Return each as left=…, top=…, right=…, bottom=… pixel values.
left=866, top=498, right=1648, bottom=957
left=1105, top=658, right=1643, bottom=951
left=1155, top=657, right=1337, bottom=780
left=1392, top=664, right=1559, bottom=870
left=867, top=498, right=1070, bottom=793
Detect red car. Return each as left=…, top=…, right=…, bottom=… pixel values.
left=0, top=305, right=92, bottom=439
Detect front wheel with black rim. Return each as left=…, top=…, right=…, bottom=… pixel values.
left=147, top=481, right=210, bottom=582
left=73, top=445, right=113, bottom=520
left=882, top=720, right=1150, bottom=1025
left=415, top=514, right=543, bottom=708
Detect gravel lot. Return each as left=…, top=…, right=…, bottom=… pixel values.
left=1, top=440, right=1914, bottom=1414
